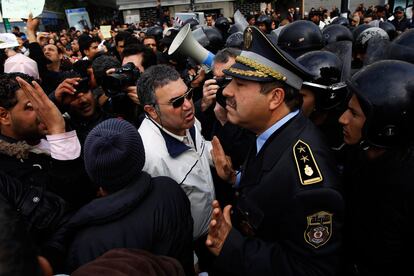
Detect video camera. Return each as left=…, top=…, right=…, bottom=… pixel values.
left=102, top=62, right=140, bottom=97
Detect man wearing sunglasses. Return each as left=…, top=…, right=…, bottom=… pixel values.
left=137, top=65, right=215, bottom=245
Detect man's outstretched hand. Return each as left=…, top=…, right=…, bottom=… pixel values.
left=206, top=200, right=233, bottom=256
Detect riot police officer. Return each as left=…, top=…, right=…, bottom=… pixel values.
left=339, top=60, right=414, bottom=276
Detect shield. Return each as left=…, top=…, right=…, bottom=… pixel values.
left=323, top=40, right=352, bottom=81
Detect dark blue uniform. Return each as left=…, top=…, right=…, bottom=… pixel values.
left=215, top=112, right=344, bottom=276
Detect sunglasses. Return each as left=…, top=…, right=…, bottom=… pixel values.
left=158, top=88, right=194, bottom=108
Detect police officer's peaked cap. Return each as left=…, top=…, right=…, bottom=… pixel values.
left=223, top=26, right=314, bottom=90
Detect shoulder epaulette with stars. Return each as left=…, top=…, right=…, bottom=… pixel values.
left=293, top=140, right=323, bottom=185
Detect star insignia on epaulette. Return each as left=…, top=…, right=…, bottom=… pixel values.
left=293, top=140, right=323, bottom=185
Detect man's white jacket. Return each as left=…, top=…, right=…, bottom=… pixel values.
left=138, top=117, right=215, bottom=239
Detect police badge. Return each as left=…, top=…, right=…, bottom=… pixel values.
left=304, top=211, right=333, bottom=248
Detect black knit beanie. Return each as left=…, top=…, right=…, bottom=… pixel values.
left=84, top=118, right=145, bottom=193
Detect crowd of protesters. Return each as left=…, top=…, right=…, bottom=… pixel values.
left=0, top=1, right=413, bottom=275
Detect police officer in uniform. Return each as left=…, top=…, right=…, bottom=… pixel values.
left=339, top=60, right=414, bottom=276
left=207, top=26, right=344, bottom=276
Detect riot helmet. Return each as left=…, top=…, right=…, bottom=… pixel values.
left=256, top=15, right=272, bottom=33
left=278, top=20, right=323, bottom=58
left=203, top=27, right=224, bottom=54
left=146, top=26, right=163, bottom=41
left=347, top=60, right=414, bottom=148
left=355, top=27, right=389, bottom=51
left=322, top=24, right=353, bottom=45
left=379, top=21, right=397, bottom=41
left=331, top=16, right=350, bottom=27
left=297, top=50, right=347, bottom=111
left=352, top=24, right=371, bottom=42
left=215, top=17, right=231, bottom=34
left=225, top=32, right=244, bottom=49
left=393, top=28, right=414, bottom=46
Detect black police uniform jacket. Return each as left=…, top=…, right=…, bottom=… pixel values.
left=215, top=112, right=344, bottom=276
left=342, top=146, right=414, bottom=276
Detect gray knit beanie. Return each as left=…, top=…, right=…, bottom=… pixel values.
left=84, top=119, right=145, bottom=193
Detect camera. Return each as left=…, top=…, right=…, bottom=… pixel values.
left=73, top=77, right=90, bottom=94
left=215, top=76, right=232, bottom=108
left=102, top=62, right=140, bottom=97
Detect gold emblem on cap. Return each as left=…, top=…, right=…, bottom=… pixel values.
left=235, top=56, right=287, bottom=81
left=244, top=27, right=253, bottom=49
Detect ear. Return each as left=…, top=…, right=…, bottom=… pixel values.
left=0, top=107, right=11, bottom=126
left=143, top=104, right=159, bottom=120
left=37, top=256, right=53, bottom=276
left=268, top=87, right=285, bottom=111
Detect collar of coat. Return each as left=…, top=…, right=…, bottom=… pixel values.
left=66, top=171, right=153, bottom=228
left=147, top=117, right=197, bottom=158
left=0, top=136, right=33, bottom=159
left=159, top=126, right=196, bottom=158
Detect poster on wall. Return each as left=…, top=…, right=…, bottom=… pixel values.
left=65, top=8, right=91, bottom=31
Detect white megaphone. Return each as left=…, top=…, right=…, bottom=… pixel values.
left=168, top=24, right=215, bottom=68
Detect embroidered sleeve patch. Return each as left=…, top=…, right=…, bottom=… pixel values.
left=293, top=140, right=323, bottom=185
left=304, top=211, right=333, bottom=248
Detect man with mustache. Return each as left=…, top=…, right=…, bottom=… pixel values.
left=207, top=26, right=344, bottom=276
left=137, top=65, right=216, bottom=244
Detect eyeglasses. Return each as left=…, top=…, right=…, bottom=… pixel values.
left=157, top=88, right=194, bottom=108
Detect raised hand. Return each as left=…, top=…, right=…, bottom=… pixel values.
left=16, top=77, right=65, bottom=135
left=206, top=200, right=233, bottom=256
left=211, top=136, right=236, bottom=184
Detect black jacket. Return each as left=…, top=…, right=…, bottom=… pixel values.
left=390, top=17, right=411, bottom=32
left=58, top=172, right=194, bottom=275
left=342, top=146, right=414, bottom=276
left=214, top=112, right=344, bottom=276
left=0, top=135, right=96, bottom=208
left=0, top=171, right=69, bottom=244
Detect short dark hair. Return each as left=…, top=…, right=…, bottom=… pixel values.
left=137, top=64, right=180, bottom=106
left=0, top=73, right=34, bottom=109
left=92, top=54, right=121, bottom=85
left=115, top=31, right=132, bottom=46
left=213, top=48, right=241, bottom=64
left=78, top=34, right=101, bottom=56
left=122, top=44, right=157, bottom=70
left=0, top=199, right=41, bottom=276
left=260, top=80, right=302, bottom=111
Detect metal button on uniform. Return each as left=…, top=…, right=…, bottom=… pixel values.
left=32, top=197, right=40, bottom=203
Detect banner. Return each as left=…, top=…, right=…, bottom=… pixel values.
left=1, top=0, right=45, bottom=19
left=65, top=8, right=91, bottom=31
